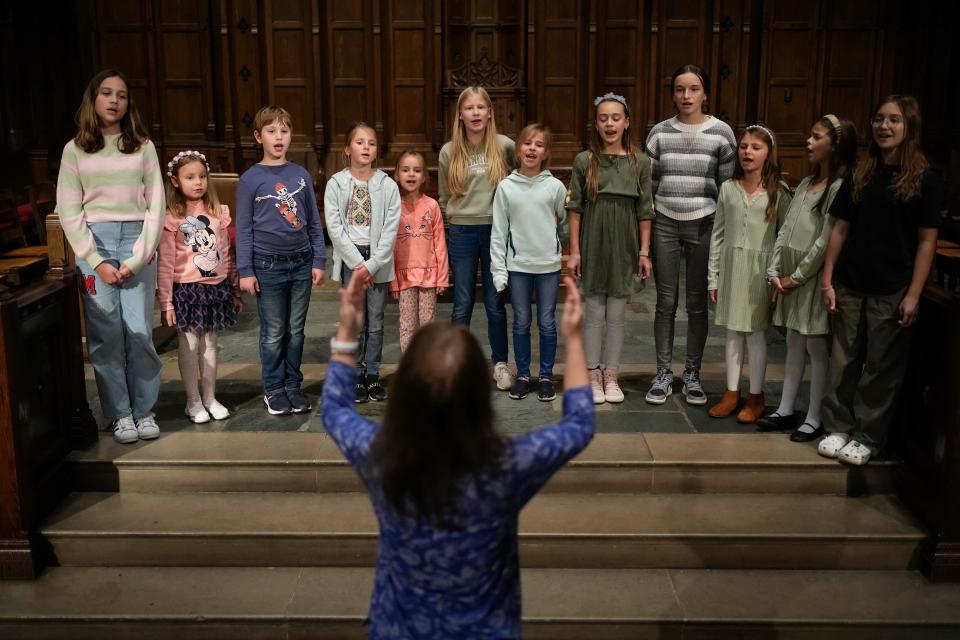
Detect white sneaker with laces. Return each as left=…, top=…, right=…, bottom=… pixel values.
left=205, top=399, right=230, bottom=420
left=185, top=403, right=211, bottom=424
left=112, top=415, right=138, bottom=444
left=493, top=361, right=514, bottom=391
left=589, top=368, right=606, bottom=405
left=135, top=414, right=161, bottom=440
left=817, top=433, right=850, bottom=458
left=603, top=369, right=625, bottom=403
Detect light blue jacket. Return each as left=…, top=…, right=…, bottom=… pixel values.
left=324, top=168, right=402, bottom=284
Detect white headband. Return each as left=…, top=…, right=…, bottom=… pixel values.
left=167, top=150, right=210, bottom=177
left=594, top=92, right=628, bottom=108
left=746, top=124, right=776, bottom=146
left=823, top=114, right=842, bottom=140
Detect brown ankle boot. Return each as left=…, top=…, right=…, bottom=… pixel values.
left=737, top=393, right=765, bottom=423
left=709, top=390, right=741, bottom=418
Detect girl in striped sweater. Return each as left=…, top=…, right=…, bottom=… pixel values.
left=56, top=69, right=166, bottom=444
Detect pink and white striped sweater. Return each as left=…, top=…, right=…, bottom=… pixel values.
left=56, top=133, right=165, bottom=273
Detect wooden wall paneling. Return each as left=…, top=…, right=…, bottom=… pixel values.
left=650, top=0, right=713, bottom=131
left=323, top=1, right=375, bottom=176
left=227, top=0, right=263, bottom=169
left=154, top=0, right=215, bottom=150
left=714, top=0, right=754, bottom=131
left=382, top=0, right=436, bottom=164
left=309, top=0, right=325, bottom=178
left=528, top=0, right=585, bottom=164
left=757, top=0, right=822, bottom=184
left=820, top=0, right=885, bottom=142
left=94, top=0, right=160, bottom=139
left=263, top=0, right=318, bottom=176
left=207, top=0, right=233, bottom=172
left=595, top=0, right=648, bottom=132
left=431, top=0, right=443, bottom=148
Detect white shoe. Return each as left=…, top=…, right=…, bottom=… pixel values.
left=589, top=368, right=606, bottom=405
left=204, top=399, right=230, bottom=420
left=838, top=440, right=872, bottom=466
left=112, top=415, right=138, bottom=444
left=185, top=404, right=211, bottom=424
left=817, top=433, right=850, bottom=458
left=135, top=414, right=161, bottom=440
left=603, top=369, right=625, bottom=404
left=493, top=362, right=514, bottom=391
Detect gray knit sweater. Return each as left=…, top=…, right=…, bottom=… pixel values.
left=645, top=116, right=737, bottom=221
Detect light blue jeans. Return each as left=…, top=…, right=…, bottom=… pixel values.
left=77, top=221, right=162, bottom=422
left=341, top=245, right=388, bottom=377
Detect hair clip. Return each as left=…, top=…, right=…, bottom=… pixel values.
left=594, top=92, right=628, bottom=108
left=166, top=150, right=210, bottom=177
left=746, top=124, right=776, bottom=146
left=822, top=114, right=842, bottom=140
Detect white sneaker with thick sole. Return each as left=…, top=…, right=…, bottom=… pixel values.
left=603, top=370, right=625, bottom=404
left=112, top=415, right=138, bottom=444
left=135, top=415, right=161, bottom=440
left=493, top=361, right=514, bottom=391
left=589, top=368, right=606, bottom=404
left=817, top=433, right=850, bottom=458
left=838, top=440, right=872, bottom=465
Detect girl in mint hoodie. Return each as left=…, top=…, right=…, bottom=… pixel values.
left=491, top=123, right=567, bottom=401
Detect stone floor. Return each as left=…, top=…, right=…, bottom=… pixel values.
left=85, top=255, right=808, bottom=436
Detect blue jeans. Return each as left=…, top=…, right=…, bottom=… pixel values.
left=77, top=222, right=162, bottom=421
left=447, top=223, right=508, bottom=364
left=341, top=245, right=388, bottom=377
left=509, top=270, right=560, bottom=379
left=254, top=251, right=312, bottom=394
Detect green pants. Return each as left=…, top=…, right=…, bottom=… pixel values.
left=821, top=285, right=913, bottom=453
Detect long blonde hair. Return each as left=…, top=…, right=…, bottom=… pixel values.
left=165, top=151, right=221, bottom=219
left=586, top=96, right=642, bottom=200
left=853, top=95, right=928, bottom=202
left=446, top=86, right=509, bottom=197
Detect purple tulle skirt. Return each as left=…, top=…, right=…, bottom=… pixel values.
left=173, top=280, right=237, bottom=334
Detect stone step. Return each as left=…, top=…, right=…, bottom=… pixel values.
left=68, top=432, right=897, bottom=495
left=2, top=566, right=959, bottom=639
left=42, top=491, right=924, bottom=570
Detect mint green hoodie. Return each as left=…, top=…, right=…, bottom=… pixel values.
left=490, top=169, right=568, bottom=292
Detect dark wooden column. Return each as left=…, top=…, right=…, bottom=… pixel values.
left=894, top=284, right=960, bottom=582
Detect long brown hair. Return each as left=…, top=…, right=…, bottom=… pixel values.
left=732, top=126, right=783, bottom=221
left=371, top=322, right=503, bottom=528
left=809, top=117, right=858, bottom=215
left=446, top=86, right=509, bottom=197
left=586, top=96, right=643, bottom=200
left=73, top=69, right=149, bottom=154
left=853, top=95, right=928, bottom=202
left=165, top=152, right=221, bottom=219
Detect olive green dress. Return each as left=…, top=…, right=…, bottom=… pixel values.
left=567, top=151, right=654, bottom=297
left=707, top=179, right=792, bottom=333
left=768, top=176, right=841, bottom=335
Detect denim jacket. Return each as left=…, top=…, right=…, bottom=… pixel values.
left=324, top=168, right=402, bottom=284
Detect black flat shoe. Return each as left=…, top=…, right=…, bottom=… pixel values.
left=755, top=412, right=797, bottom=432
left=790, top=423, right=825, bottom=442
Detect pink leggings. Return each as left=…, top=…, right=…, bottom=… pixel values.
left=398, top=287, right=437, bottom=352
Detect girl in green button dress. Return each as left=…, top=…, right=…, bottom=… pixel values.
left=707, top=125, right=791, bottom=424
left=567, top=93, right=654, bottom=405
left=762, top=116, right=857, bottom=442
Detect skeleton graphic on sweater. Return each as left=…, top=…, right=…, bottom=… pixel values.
left=255, top=177, right=307, bottom=229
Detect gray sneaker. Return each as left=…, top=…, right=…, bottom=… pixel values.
left=645, top=368, right=674, bottom=405
left=681, top=367, right=707, bottom=405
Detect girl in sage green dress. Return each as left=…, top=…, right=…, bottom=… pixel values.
left=761, top=116, right=858, bottom=442
left=707, top=125, right=791, bottom=423
left=567, top=93, right=654, bottom=405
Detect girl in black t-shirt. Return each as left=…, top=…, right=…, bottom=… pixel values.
left=817, top=95, right=941, bottom=466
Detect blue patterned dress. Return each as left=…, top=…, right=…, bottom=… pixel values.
left=321, top=360, right=595, bottom=639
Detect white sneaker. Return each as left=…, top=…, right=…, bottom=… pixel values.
left=603, top=369, right=625, bottom=403
left=204, top=399, right=230, bottom=421
left=817, top=433, right=850, bottom=458
left=493, top=362, right=514, bottom=391
left=589, top=368, right=606, bottom=405
left=185, top=403, right=211, bottom=424
left=112, top=415, right=138, bottom=444
left=135, top=414, right=161, bottom=440
left=838, top=440, right=872, bottom=466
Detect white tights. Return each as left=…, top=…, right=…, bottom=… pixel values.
left=776, top=329, right=828, bottom=428
left=178, top=329, right=220, bottom=408
left=725, top=329, right=767, bottom=394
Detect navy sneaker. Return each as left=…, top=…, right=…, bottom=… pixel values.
left=538, top=378, right=557, bottom=402
left=287, top=389, right=312, bottom=413
left=509, top=376, right=531, bottom=400
left=366, top=374, right=387, bottom=402
left=264, top=392, right=293, bottom=416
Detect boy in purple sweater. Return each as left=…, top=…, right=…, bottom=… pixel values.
left=237, top=106, right=326, bottom=415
